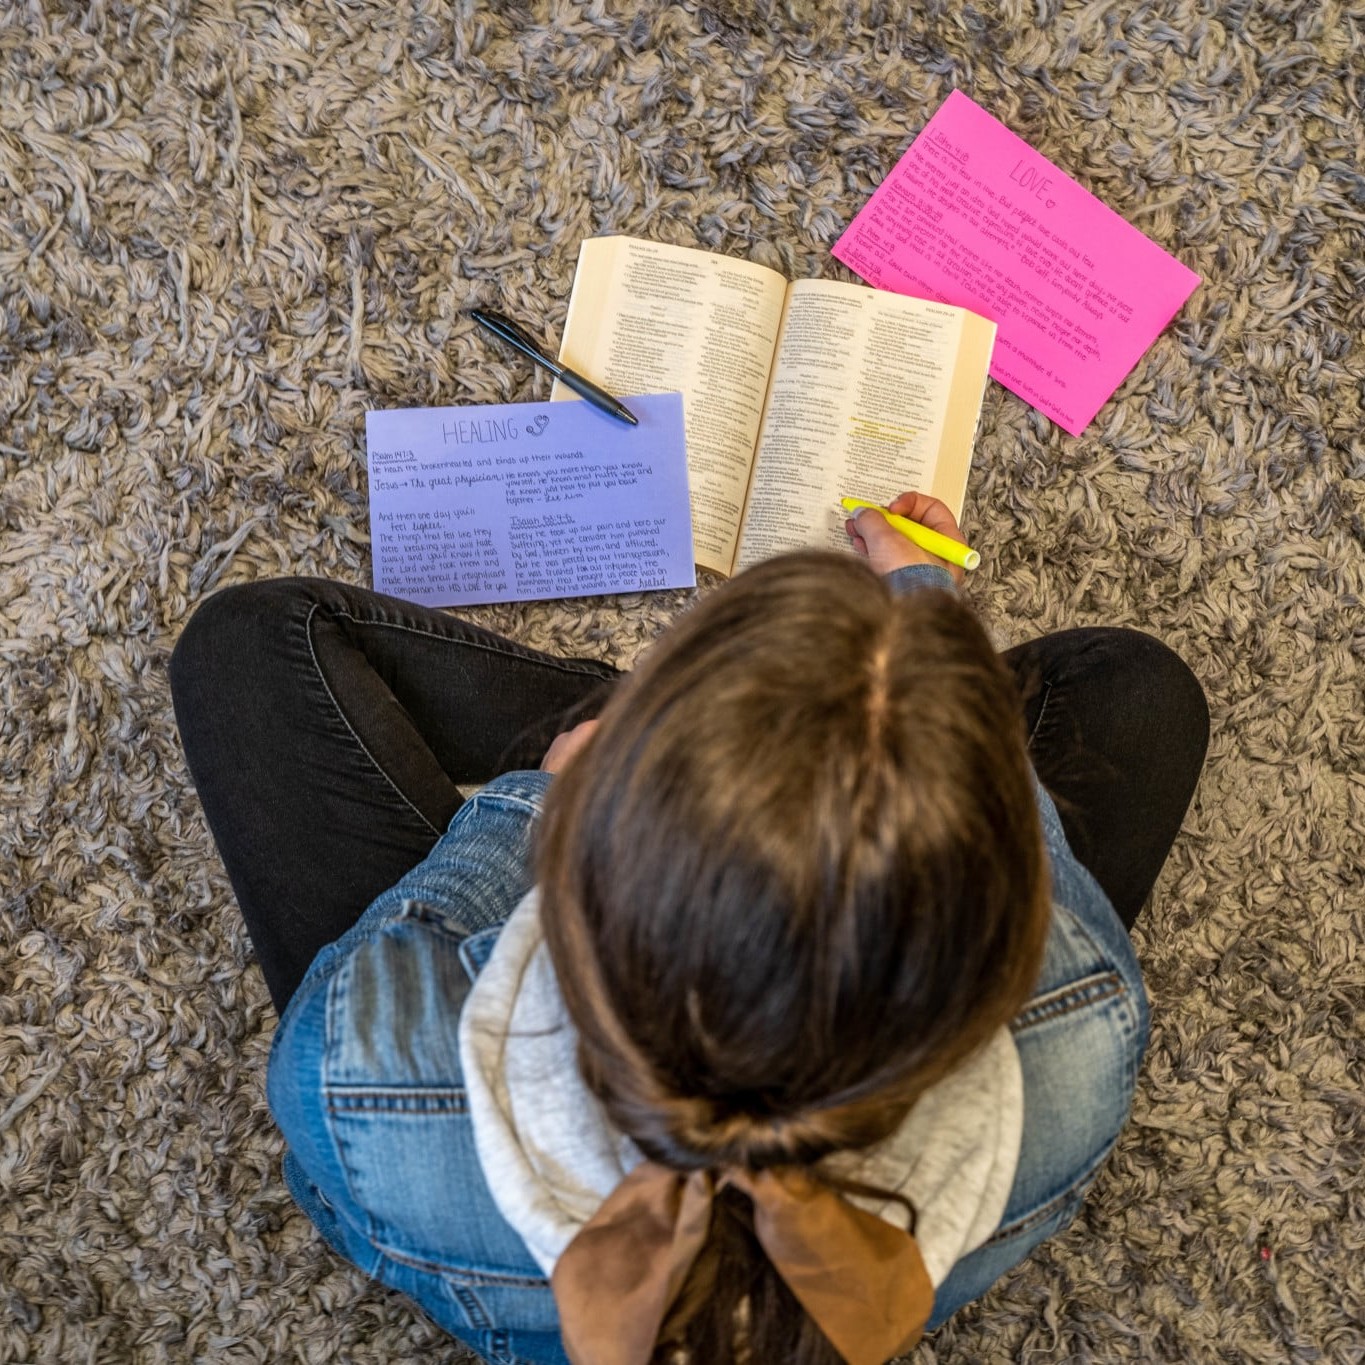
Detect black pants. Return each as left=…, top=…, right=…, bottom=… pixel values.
left=169, top=579, right=1209, bottom=1013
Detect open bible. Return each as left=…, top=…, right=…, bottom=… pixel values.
left=553, top=236, right=997, bottom=576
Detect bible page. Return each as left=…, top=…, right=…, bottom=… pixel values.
left=732, top=281, right=996, bottom=574
left=554, top=236, right=789, bottom=574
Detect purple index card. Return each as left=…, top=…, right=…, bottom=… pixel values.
left=365, top=392, right=694, bottom=607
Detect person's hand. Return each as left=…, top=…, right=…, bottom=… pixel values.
left=540, top=719, right=600, bottom=774
left=844, top=492, right=968, bottom=586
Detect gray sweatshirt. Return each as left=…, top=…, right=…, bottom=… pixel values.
left=458, top=890, right=1022, bottom=1288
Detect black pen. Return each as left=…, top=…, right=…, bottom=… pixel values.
left=469, top=308, right=639, bottom=427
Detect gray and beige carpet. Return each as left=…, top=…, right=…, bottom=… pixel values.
left=2, top=1, right=1363, bottom=1361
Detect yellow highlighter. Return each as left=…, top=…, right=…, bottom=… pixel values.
left=840, top=497, right=982, bottom=572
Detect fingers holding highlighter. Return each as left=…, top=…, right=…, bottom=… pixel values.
left=842, top=494, right=977, bottom=585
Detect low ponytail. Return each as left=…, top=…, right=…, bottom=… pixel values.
left=660, top=1182, right=838, bottom=1365
left=539, top=553, right=1051, bottom=1364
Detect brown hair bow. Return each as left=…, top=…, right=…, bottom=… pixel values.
left=550, top=1161, right=933, bottom=1365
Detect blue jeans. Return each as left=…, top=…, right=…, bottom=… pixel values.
left=170, top=578, right=1208, bottom=1358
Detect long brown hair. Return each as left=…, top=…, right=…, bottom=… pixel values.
left=538, top=552, right=1050, bottom=1364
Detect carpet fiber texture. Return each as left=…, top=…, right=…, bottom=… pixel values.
left=2, top=1, right=1363, bottom=1361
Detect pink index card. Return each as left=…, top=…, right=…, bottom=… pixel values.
left=833, top=90, right=1200, bottom=436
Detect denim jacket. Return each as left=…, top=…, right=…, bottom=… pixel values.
left=267, top=566, right=1150, bottom=1365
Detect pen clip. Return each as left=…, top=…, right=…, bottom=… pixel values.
left=470, top=308, right=551, bottom=360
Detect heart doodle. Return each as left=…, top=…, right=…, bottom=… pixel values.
left=525, top=414, right=549, bottom=436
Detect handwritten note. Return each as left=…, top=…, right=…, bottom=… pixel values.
left=833, top=91, right=1200, bottom=436
left=365, top=393, right=695, bottom=606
